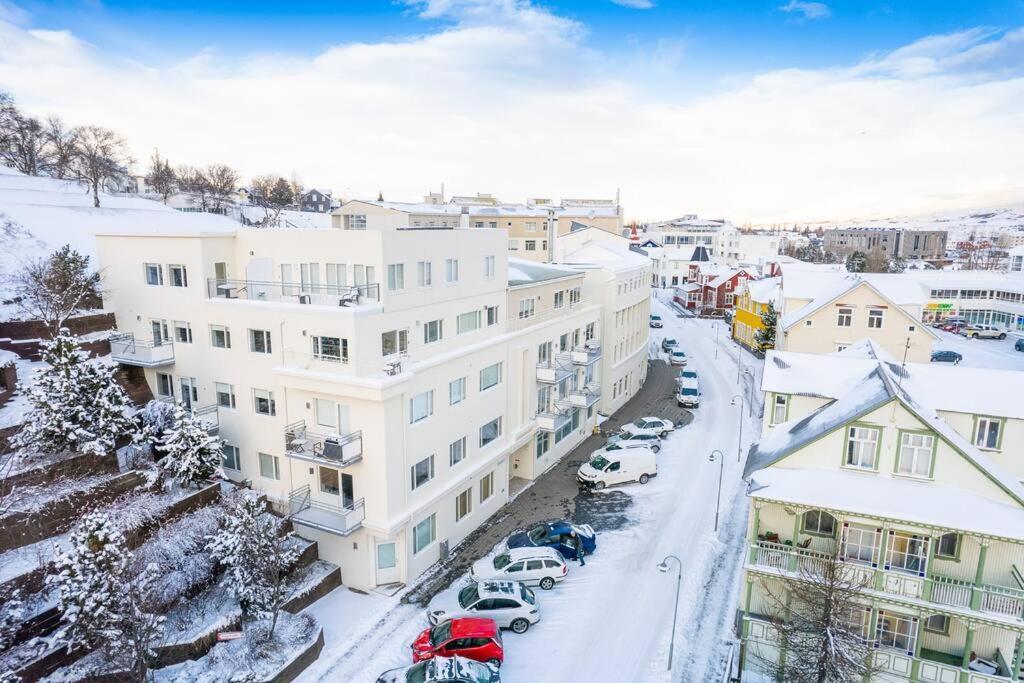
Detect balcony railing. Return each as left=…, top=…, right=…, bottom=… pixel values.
left=284, top=420, right=363, bottom=467
left=110, top=333, right=175, bottom=367
left=568, top=341, right=602, bottom=365
left=536, top=360, right=573, bottom=384
left=288, top=485, right=365, bottom=536
left=536, top=409, right=572, bottom=433
left=207, top=278, right=379, bottom=307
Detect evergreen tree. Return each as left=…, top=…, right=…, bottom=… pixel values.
left=0, top=587, right=24, bottom=651
left=145, top=149, right=177, bottom=203
left=755, top=302, right=778, bottom=351
left=157, top=402, right=221, bottom=489
left=13, top=331, right=133, bottom=457
left=269, top=176, right=294, bottom=207
left=207, top=496, right=299, bottom=636
left=845, top=250, right=867, bottom=273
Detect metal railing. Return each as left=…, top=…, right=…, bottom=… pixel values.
left=206, top=278, right=380, bottom=307
left=536, top=409, right=572, bottom=433
left=110, top=333, right=175, bottom=367
left=283, top=420, right=363, bottom=467
left=288, top=484, right=365, bottom=536
left=536, top=359, right=574, bottom=384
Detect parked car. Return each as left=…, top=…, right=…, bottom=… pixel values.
left=577, top=447, right=657, bottom=490
left=607, top=431, right=662, bottom=452
left=1016, top=339, right=1024, bottom=353
left=677, top=381, right=701, bottom=408
left=412, top=618, right=504, bottom=667
left=930, top=350, right=963, bottom=364
left=377, top=656, right=501, bottom=683
left=941, top=321, right=966, bottom=333
left=470, top=547, right=568, bottom=590
left=507, top=521, right=597, bottom=560
left=620, top=416, right=676, bottom=439
left=649, top=314, right=663, bottom=328
left=428, top=581, right=539, bottom=634
left=960, top=324, right=1006, bottom=340
left=590, top=439, right=655, bottom=460
left=669, top=350, right=687, bottom=366
left=677, top=369, right=698, bottom=381
left=661, top=338, right=678, bottom=352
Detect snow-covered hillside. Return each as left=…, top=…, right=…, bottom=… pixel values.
left=802, top=204, right=1024, bottom=242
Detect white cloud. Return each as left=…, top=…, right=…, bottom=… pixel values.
left=778, top=1, right=831, bottom=21
left=611, top=0, right=656, bottom=9
left=0, top=2, right=1022, bottom=223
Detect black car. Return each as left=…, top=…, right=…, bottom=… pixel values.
left=930, top=350, right=962, bottom=364
left=1016, top=339, right=1024, bottom=353
left=661, top=338, right=678, bottom=352
left=376, top=657, right=500, bottom=683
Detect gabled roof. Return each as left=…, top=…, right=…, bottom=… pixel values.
left=507, top=257, right=580, bottom=287
left=708, top=267, right=757, bottom=289
left=689, top=246, right=711, bottom=262
left=744, top=276, right=781, bottom=304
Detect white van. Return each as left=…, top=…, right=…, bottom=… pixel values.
left=677, top=377, right=701, bottom=408
left=576, top=447, right=657, bottom=490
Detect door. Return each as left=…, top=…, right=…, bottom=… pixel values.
left=375, top=541, right=400, bottom=585
left=606, top=460, right=625, bottom=485
left=524, top=559, right=545, bottom=584
left=341, top=473, right=354, bottom=509
left=214, top=262, right=228, bottom=284
left=151, top=320, right=164, bottom=345
left=179, top=377, right=197, bottom=409
left=504, top=561, right=526, bottom=581
left=246, top=257, right=274, bottom=300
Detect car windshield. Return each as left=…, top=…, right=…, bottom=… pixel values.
left=681, top=388, right=698, bottom=396
left=405, top=662, right=429, bottom=683
left=590, top=455, right=610, bottom=470
left=631, top=419, right=646, bottom=428
left=673, top=351, right=685, bottom=357
left=682, top=371, right=696, bottom=378
left=493, top=553, right=512, bottom=569
left=429, top=620, right=452, bottom=647
left=651, top=315, right=661, bottom=320
left=665, top=339, right=676, bottom=345
left=521, top=584, right=536, bottom=605
left=458, top=585, right=480, bottom=608
left=527, top=526, right=548, bottom=544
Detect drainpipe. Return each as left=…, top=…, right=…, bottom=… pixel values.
left=547, top=208, right=557, bottom=263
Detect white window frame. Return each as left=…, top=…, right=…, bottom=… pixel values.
left=221, top=444, right=240, bottom=471
left=486, top=305, right=499, bottom=326
left=868, top=309, right=884, bottom=329
left=975, top=417, right=1001, bottom=450
left=837, top=307, right=853, bottom=327
left=484, top=255, right=495, bottom=279
left=417, top=261, right=432, bottom=287
left=168, top=264, right=188, bottom=287
left=518, top=298, right=535, bottom=319
left=144, top=263, right=163, bottom=286
left=253, top=388, right=276, bottom=416
left=409, top=390, right=434, bottom=424
left=156, top=372, right=174, bottom=398
left=410, top=454, right=435, bottom=490
left=445, top=258, right=459, bottom=283
left=479, top=362, right=502, bottom=391
left=845, top=426, right=879, bottom=470
left=258, top=452, right=280, bottom=480
left=387, top=263, right=405, bottom=291
left=897, top=432, right=934, bottom=478
left=173, top=320, right=193, bottom=344
left=215, top=382, right=236, bottom=409
left=479, top=416, right=502, bottom=448
left=423, top=319, right=443, bottom=344
left=771, top=394, right=788, bottom=425
left=449, top=436, right=467, bottom=467
left=413, top=513, right=436, bottom=554
left=480, top=471, right=494, bottom=502
left=457, top=311, right=481, bottom=334
left=382, top=329, right=409, bottom=357
left=312, top=335, right=347, bottom=363
left=449, top=377, right=466, bottom=405
left=249, top=329, right=272, bottom=354
left=210, top=324, right=231, bottom=349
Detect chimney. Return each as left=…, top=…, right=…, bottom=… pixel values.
left=460, top=206, right=470, bottom=229
left=547, top=208, right=557, bottom=263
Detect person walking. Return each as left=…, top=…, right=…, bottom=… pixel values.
left=570, top=531, right=586, bottom=566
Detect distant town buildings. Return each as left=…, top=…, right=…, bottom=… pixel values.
left=299, top=188, right=334, bottom=213
left=823, top=227, right=948, bottom=262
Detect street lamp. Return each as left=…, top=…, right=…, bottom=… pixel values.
left=743, top=367, right=755, bottom=417
left=731, top=395, right=743, bottom=462
left=709, top=449, right=725, bottom=532
left=657, top=554, right=683, bottom=671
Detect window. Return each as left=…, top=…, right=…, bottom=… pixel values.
left=876, top=611, right=917, bottom=654
left=538, top=341, right=551, bottom=364
left=174, top=321, right=193, bottom=343
left=449, top=377, right=466, bottom=405
left=413, top=514, right=436, bottom=554
left=313, top=335, right=347, bottom=362
left=525, top=240, right=536, bottom=251
left=210, top=325, right=231, bottom=349
left=554, top=291, right=565, bottom=309
left=804, top=320, right=812, bottom=327
left=585, top=322, right=595, bottom=341
left=410, top=390, right=434, bottom=424
left=249, top=329, right=272, bottom=354
left=868, top=309, right=884, bottom=328
left=555, top=409, right=579, bottom=443
left=315, top=399, right=340, bottom=430
left=484, top=255, right=495, bottom=279
left=486, top=305, right=499, bottom=326
left=169, top=264, right=188, bottom=287
left=215, top=382, right=236, bottom=409
left=253, top=389, right=276, bottom=416
left=221, top=444, right=240, bottom=471
left=480, top=472, right=494, bottom=502
left=346, top=214, right=367, bottom=230
left=771, top=394, right=788, bottom=425
left=479, top=362, right=502, bottom=391
left=326, top=263, right=347, bottom=289
left=518, top=299, right=535, bottom=319
left=897, top=432, right=934, bottom=477
left=387, top=264, right=405, bottom=291
left=417, top=261, right=432, bottom=287
left=924, top=614, right=949, bottom=635
left=842, top=525, right=878, bottom=565
left=479, top=417, right=502, bottom=447
left=258, top=452, right=280, bottom=480
left=446, top=258, right=459, bottom=283
left=423, top=319, right=443, bottom=344
left=508, top=240, right=519, bottom=251
left=382, top=329, right=409, bottom=356
left=410, top=455, right=435, bottom=490
left=449, top=437, right=467, bottom=466
left=525, top=221, right=537, bottom=232
left=802, top=510, right=836, bottom=536
left=455, top=487, right=472, bottom=521
left=455, top=311, right=481, bottom=335
left=156, top=372, right=174, bottom=398
left=837, top=308, right=852, bottom=327
left=535, top=431, right=550, bottom=459
left=569, top=287, right=581, bottom=305
left=975, top=417, right=1001, bottom=449
left=935, top=532, right=960, bottom=560
left=144, top=263, right=163, bottom=286
left=845, top=426, right=879, bottom=469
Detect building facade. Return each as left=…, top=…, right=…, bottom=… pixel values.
left=732, top=277, right=780, bottom=353
left=300, top=189, right=333, bottom=213
left=824, top=227, right=949, bottom=262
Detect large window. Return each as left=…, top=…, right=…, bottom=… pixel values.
left=771, top=394, right=788, bottom=425
left=535, top=431, right=550, bottom=459
left=457, top=311, right=481, bottom=334
left=258, top=452, right=280, bottom=480
left=842, top=525, right=878, bottom=565
left=156, top=372, right=174, bottom=398
left=868, top=309, right=884, bottom=328
left=975, top=417, right=1002, bottom=449
left=221, top=444, right=240, bottom=471
left=845, top=426, right=879, bottom=469
left=410, top=390, right=434, bottom=424
left=319, top=467, right=340, bottom=495
left=210, top=324, right=231, bottom=349
left=479, top=417, right=502, bottom=447
left=413, top=514, right=436, bottom=554
left=387, top=263, right=404, bottom=291
left=837, top=307, right=852, bottom=327
left=144, top=263, right=163, bottom=286
left=382, top=329, right=409, bottom=356
left=449, top=436, right=467, bottom=466
left=215, top=382, right=236, bottom=409
left=417, top=261, right=432, bottom=287
left=479, top=362, right=502, bottom=391
left=802, top=510, right=836, bottom=537
left=446, top=258, right=459, bottom=283
left=455, top=487, right=472, bottom=522
left=876, top=611, right=917, bottom=655
left=554, top=409, right=579, bottom=443
left=411, top=455, right=434, bottom=490
left=480, top=472, right=494, bottom=502
left=253, top=388, right=276, bottom=416
left=423, top=319, right=443, bottom=344
left=313, top=335, right=347, bottom=362
left=887, top=531, right=928, bottom=575
left=897, top=432, right=934, bottom=477
left=249, top=329, right=272, bottom=354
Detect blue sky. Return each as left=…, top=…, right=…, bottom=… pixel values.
left=2, top=0, right=1023, bottom=221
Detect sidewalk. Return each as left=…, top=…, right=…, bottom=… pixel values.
left=402, top=359, right=689, bottom=605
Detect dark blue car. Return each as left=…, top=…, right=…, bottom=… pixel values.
left=507, top=521, right=597, bottom=560
left=930, top=350, right=962, bottom=364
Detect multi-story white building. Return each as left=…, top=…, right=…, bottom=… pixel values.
left=96, top=208, right=648, bottom=592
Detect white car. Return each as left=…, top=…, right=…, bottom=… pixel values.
left=577, top=447, right=657, bottom=490
left=607, top=431, right=662, bottom=453
left=470, top=547, right=568, bottom=590
left=590, top=439, right=654, bottom=460
left=428, top=580, right=540, bottom=634
left=620, top=417, right=676, bottom=439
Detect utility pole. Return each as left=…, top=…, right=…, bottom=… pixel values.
left=709, top=449, right=724, bottom=532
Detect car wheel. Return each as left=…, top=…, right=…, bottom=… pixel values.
left=539, top=576, right=555, bottom=590
left=659, top=430, right=669, bottom=438
left=487, top=659, right=502, bottom=668
left=651, top=444, right=661, bottom=453
left=511, top=618, right=530, bottom=634
left=972, top=333, right=979, bottom=339
left=999, top=333, right=1007, bottom=340
left=594, top=480, right=606, bottom=491
left=639, top=473, right=650, bottom=485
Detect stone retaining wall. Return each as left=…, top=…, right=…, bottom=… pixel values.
left=0, top=452, right=119, bottom=496
left=0, top=312, right=115, bottom=340
left=282, top=567, right=341, bottom=615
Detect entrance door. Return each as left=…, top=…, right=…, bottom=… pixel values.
left=179, top=377, right=197, bottom=409
left=376, top=542, right=399, bottom=585
left=341, top=473, right=354, bottom=509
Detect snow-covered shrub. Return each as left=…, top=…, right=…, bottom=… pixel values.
left=138, top=399, right=175, bottom=442
left=157, top=403, right=222, bottom=489
left=0, top=588, right=24, bottom=651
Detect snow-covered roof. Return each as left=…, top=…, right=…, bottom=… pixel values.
left=507, top=258, right=581, bottom=287
left=0, top=348, right=18, bottom=365
left=559, top=241, right=650, bottom=273
left=744, top=276, right=781, bottom=304
left=832, top=337, right=896, bottom=362
left=345, top=198, right=619, bottom=219
left=780, top=275, right=935, bottom=333
left=676, top=282, right=702, bottom=293
left=708, top=267, right=756, bottom=289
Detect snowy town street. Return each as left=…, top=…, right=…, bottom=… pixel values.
left=296, top=293, right=758, bottom=683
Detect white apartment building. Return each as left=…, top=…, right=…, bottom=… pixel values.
left=645, top=217, right=779, bottom=285
left=96, top=211, right=646, bottom=592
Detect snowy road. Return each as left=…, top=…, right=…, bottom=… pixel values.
left=298, top=291, right=755, bottom=683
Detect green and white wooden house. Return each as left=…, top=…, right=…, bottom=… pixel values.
left=741, top=346, right=1024, bottom=683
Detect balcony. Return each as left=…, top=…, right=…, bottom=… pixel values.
left=569, top=383, right=601, bottom=408
left=569, top=341, right=602, bottom=365
left=536, top=409, right=572, bottom=433
left=110, top=333, right=175, bottom=367
left=288, top=485, right=365, bottom=536
left=536, top=360, right=573, bottom=384
left=284, top=420, right=363, bottom=467
left=207, top=278, right=379, bottom=307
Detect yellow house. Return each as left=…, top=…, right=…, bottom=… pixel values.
left=733, top=277, right=780, bottom=352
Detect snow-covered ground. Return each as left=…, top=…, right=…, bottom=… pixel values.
left=930, top=329, right=1024, bottom=371
left=297, top=291, right=754, bottom=682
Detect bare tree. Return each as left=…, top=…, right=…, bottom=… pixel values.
left=176, top=165, right=210, bottom=209
left=146, top=150, right=177, bottom=203
left=250, top=174, right=289, bottom=227
left=44, top=116, right=77, bottom=179
left=0, top=103, right=50, bottom=176
left=12, top=245, right=102, bottom=334
left=69, top=125, right=132, bottom=207
left=751, top=548, right=883, bottom=683
left=205, top=164, right=239, bottom=211
left=864, top=247, right=889, bottom=273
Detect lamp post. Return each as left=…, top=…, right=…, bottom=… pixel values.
left=657, top=554, right=683, bottom=671
left=709, top=449, right=725, bottom=532
left=731, top=395, right=743, bottom=462
left=714, top=320, right=720, bottom=359
left=743, top=367, right=755, bottom=417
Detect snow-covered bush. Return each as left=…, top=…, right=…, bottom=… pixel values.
left=138, top=399, right=175, bottom=442
left=157, top=402, right=222, bottom=489
left=14, top=330, right=133, bottom=457
left=0, top=587, right=24, bottom=651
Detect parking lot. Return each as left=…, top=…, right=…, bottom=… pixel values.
left=931, top=329, right=1024, bottom=371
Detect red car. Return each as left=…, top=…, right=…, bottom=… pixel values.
left=412, top=617, right=504, bottom=668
